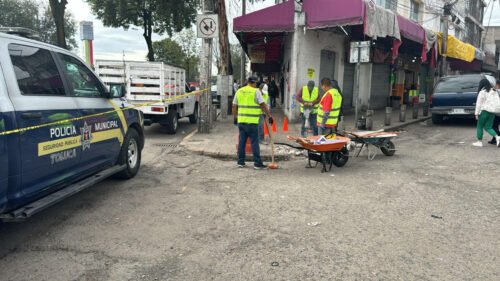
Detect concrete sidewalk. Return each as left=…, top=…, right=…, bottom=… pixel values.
left=181, top=106, right=431, bottom=161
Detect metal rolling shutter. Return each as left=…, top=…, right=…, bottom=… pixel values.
left=342, top=63, right=355, bottom=108
left=370, top=64, right=391, bottom=109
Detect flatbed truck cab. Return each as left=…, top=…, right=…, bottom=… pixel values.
left=0, top=32, right=145, bottom=221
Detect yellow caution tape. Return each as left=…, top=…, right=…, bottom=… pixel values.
left=0, top=88, right=209, bottom=136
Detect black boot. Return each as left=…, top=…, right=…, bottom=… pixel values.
left=488, top=137, right=497, bottom=145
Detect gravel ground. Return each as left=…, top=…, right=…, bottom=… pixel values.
left=0, top=119, right=498, bottom=281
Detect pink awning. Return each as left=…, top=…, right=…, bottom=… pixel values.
left=303, top=0, right=365, bottom=29
left=233, top=1, right=295, bottom=32
left=397, top=15, right=425, bottom=43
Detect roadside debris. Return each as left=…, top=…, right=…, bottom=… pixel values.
left=431, top=214, right=443, bottom=219
left=307, top=221, right=321, bottom=227
left=271, top=262, right=279, bottom=267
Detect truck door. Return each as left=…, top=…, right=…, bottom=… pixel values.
left=5, top=43, right=82, bottom=197
left=55, top=52, right=123, bottom=171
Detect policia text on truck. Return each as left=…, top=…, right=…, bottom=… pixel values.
left=0, top=32, right=145, bottom=222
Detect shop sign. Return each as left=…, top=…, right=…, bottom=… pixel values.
left=350, top=41, right=370, bottom=63
left=307, top=68, right=315, bottom=78
left=249, top=47, right=266, bottom=64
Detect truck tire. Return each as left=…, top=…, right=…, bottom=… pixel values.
left=432, top=114, right=444, bottom=124
left=116, top=128, right=141, bottom=179
left=164, top=108, right=178, bottom=134
left=189, top=103, right=198, bottom=124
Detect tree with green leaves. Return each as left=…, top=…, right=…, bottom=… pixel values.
left=230, top=44, right=242, bottom=82
left=0, top=0, right=77, bottom=50
left=154, top=29, right=200, bottom=82
left=175, top=29, right=200, bottom=83
left=86, top=0, right=199, bottom=61
left=153, top=38, right=185, bottom=67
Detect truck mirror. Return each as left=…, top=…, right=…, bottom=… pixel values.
left=109, top=84, right=126, bottom=98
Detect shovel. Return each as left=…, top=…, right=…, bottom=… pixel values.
left=264, top=118, right=278, bottom=169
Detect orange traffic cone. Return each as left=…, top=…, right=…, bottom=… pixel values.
left=272, top=120, right=277, bottom=133
left=264, top=120, right=269, bottom=137
left=282, top=117, right=289, bottom=132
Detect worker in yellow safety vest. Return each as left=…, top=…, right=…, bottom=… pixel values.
left=317, top=77, right=342, bottom=135
left=232, top=76, right=273, bottom=170
left=296, top=80, right=320, bottom=136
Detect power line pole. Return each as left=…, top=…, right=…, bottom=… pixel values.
left=199, top=0, right=215, bottom=133
left=441, top=0, right=458, bottom=77
left=240, top=0, right=246, bottom=85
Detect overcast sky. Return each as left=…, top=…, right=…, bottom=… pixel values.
left=67, top=0, right=274, bottom=61
left=67, top=0, right=500, bottom=61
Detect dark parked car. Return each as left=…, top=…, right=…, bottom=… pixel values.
left=430, top=74, right=496, bottom=124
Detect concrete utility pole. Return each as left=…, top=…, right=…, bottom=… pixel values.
left=199, top=0, right=215, bottom=133
left=441, top=0, right=458, bottom=77
left=240, top=0, right=246, bottom=85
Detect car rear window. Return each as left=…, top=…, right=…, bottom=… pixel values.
left=434, top=76, right=482, bottom=93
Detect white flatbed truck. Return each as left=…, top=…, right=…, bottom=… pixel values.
left=95, top=60, right=198, bottom=134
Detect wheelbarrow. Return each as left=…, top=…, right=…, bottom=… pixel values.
left=278, top=134, right=350, bottom=173
left=342, top=130, right=399, bottom=160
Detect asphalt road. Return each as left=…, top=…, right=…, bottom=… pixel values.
left=0, top=118, right=499, bottom=281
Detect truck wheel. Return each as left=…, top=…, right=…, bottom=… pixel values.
left=116, top=128, right=141, bottom=179
left=189, top=103, right=198, bottom=124
left=432, top=114, right=444, bottom=124
left=164, top=108, right=178, bottom=134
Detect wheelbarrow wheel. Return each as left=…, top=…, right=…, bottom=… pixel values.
left=331, top=148, right=349, bottom=167
left=381, top=140, right=396, bottom=156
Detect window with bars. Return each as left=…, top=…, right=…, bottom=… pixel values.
left=465, top=0, right=485, bottom=22
left=410, top=0, right=420, bottom=22
left=376, top=0, right=398, bottom=11
left=465, top=18, right=482, bottom=46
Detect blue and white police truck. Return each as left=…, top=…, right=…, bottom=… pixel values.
left=0, top=32, right=145, bottom=221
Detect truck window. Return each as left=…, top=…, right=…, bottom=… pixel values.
left=8, top=44, right=65, bottom=96
left=57, top=53, right=104, bottom=98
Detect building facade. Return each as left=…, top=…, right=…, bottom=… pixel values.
left=234, top=0, right=489, bottom=122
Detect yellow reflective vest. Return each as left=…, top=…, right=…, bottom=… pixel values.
left=236, top=85, right=261, bottom=124
left=317, top=88, right=342, bottom=128
left=300, top=86, right=319, bottom=114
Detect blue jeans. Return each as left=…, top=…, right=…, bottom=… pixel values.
left=238, top=123, right=263, bottom=166
left=301, top=113, right=318, bottom=137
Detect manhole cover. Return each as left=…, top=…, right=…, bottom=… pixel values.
left=154, top=143, right=179, bottom=148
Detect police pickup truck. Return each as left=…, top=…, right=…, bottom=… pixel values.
left=0, top=32, right=145, bottom=221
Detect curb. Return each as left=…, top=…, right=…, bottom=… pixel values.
left=383, top=116, right=431, bottom=131
left=186, top=149, right=292, bottom=162
left=179, top=128, right=199, bottom=146
left=180, top=128, right=293, bottom=161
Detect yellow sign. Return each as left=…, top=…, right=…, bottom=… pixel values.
left=437, top=33, right=476, bottom=63
left=307, top=68, right=315, bottom=79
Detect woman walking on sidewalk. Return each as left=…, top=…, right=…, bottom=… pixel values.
left=473, top=78, right=500, bottom=147
left=488, top=80, right=500, bottom=145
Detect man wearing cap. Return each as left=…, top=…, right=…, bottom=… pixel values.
left=233, top=76, right=273, bottom=169
left=296, top=80, right=320, bottom=136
